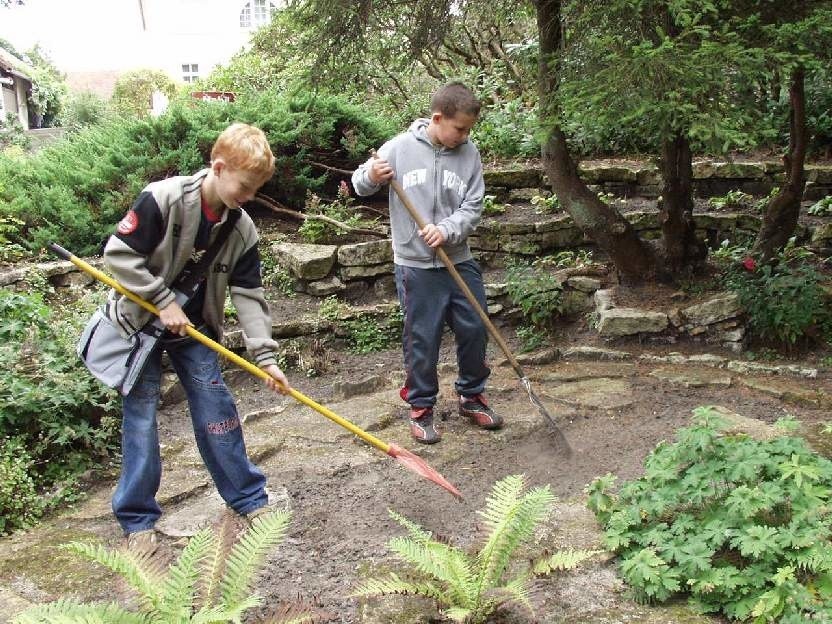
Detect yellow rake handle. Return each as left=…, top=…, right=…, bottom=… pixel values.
left=49, top=244, right=391, bottom=455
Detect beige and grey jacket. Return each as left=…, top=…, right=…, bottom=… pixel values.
left=102, top=169, right=278, bottom=368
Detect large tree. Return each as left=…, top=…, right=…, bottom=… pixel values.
left=556, top=1, right=772, bottom=279
left=535, top=0, right=657, bottom=281
left=743, top=2, right=832, bottom=259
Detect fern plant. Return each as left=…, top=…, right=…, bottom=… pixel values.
left=354, top=474, right=599, bottom=623
left=13, top=511, right=321, bottom=624
left=587, top=406, right=832, bottom=623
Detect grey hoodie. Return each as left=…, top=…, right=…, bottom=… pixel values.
left=352, top=118, right=485, bottom=269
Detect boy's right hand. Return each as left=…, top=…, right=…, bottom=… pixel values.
left=368, top=158, right=395, bottom=185
left=159, top=301, right=190, bottom=336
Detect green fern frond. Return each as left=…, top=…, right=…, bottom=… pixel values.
left=219, top=509, right=291, bottom=609
left=157, top=527, right=214, bottom=618
left=532, top=549, right=602, bottom=576
left=12, top=599, right=148, bottom=624
left=476, top=477, right=555, bottom=588
left=258, top=599, right=331, bottom=624
left=389, top=510, right=433, bottom=543
left=62, top=542, right=162, bottom=611
left=487, top=574, right=534, bottom=615
left=388, top=536, right=476, bottom=607
left=352, top=572, right=447, bottom=602
left=441, top=606, right=473, bottom=622
left=197, top=516, right=231, bottom=610
left=190, top=596, right=260, bottom=624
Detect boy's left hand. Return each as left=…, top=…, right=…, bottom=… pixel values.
left=419, top=223, right=446, bottom=248
left=261, top=364, right=291, bottom=394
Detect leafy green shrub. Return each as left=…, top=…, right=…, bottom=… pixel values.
left=471, top=99, right=540, bottom=159
left=482, top=194, right=507, bottom=216
left=0, top=91, right=394, bottom=257
left=319, top=297, right=402, bottom=355
left=0, top=287, right=119, bottom=531
left=110, top=68, right=177, bottom=118
left=516, top=324, right=547, bottom=352
left=0, top=437, right=42, bottom=534
left=343, top=307, right=403, bottom=355
left=724, top=244, right=830, bottom=346
left=0, top=216, right=27, bottom=263
left=587, top=406, right=832, bottom=622
left=13, top=511, right=320, bottom=624
left=754, top=186, right=779, bottom=213
left=298, top=184, right=369, bottom=243
left=708, top=189, right=755, bottom=211
left=506, top=258, right=566, bottom=327
left=355, top=475, right=598, bottom=623
left=530, top=192, right=560, bottom=213
left=60, top=91, right=111, bottom=132
left=808, top=196, right=832, bottom=217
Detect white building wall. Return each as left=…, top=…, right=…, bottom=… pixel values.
left=140, top=0, right=280, bottom=84
left=14, top=78, right=29, bottom=128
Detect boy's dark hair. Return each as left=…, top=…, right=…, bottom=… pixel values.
left=430, top=82, right=481, bottom=118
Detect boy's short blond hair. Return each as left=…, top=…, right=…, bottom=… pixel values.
left=211, top=123, right=275, bottom=176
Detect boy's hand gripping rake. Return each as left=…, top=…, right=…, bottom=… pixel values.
left=49, top=243, right=463, bottom=501
left=373, top=153, right=572, bottom=456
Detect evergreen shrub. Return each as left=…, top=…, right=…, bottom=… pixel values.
left=0, top=91, right=394, bottom=257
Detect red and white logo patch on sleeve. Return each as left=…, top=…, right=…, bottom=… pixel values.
left=117, top=210, right=139, bottom=235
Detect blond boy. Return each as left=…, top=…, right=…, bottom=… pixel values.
left=103, top=123, right=290, bottom=553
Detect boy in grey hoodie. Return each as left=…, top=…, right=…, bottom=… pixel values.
left=352, top=82, right=503, bottom=444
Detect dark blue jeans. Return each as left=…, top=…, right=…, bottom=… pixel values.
left=112, top=333, right=267, bottom=534
left=394, top=260, right=491, bottom=408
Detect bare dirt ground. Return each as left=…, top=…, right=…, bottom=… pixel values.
left=5, top=315, right=832, bottom=623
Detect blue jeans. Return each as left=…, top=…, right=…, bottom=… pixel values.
left=112, top=332, right=267, bottom=534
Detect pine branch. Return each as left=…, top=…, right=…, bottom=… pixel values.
left=253, top=195, right=387, bottom=238
left=307, top=161, right=353, bottom=176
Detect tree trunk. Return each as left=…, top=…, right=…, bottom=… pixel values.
left=753, top=67, right=807, bottom=260
left=534, top=0, right=656, bottom=283
left=656, top=132, right=707, bottom=280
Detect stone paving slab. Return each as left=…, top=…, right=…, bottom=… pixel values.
left=649, top=365, right=733, bottom=388
left=540, top=377, right=635, bottom=411
left=740, top=376, right=832, bottom=408
left=537, top=361, right=635, bottom=383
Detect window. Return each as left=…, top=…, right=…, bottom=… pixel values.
left=181, top=63, right=199, bottom=83
left=239, top=0, right=279, bottom=28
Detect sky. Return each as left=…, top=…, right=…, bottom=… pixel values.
left=0, top=0, right=147, bottom=71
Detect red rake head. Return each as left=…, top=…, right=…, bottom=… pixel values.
left=387, top=443, right=463, bottom=501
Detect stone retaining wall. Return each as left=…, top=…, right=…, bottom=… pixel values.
left=485, top=161, right=832, bottom=201
left=4, top=159, right=831, bottom=352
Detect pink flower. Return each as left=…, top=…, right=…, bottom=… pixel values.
left=338, top=180, right=350, bottom=198
left=742, top=257, right=757, bottom=272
